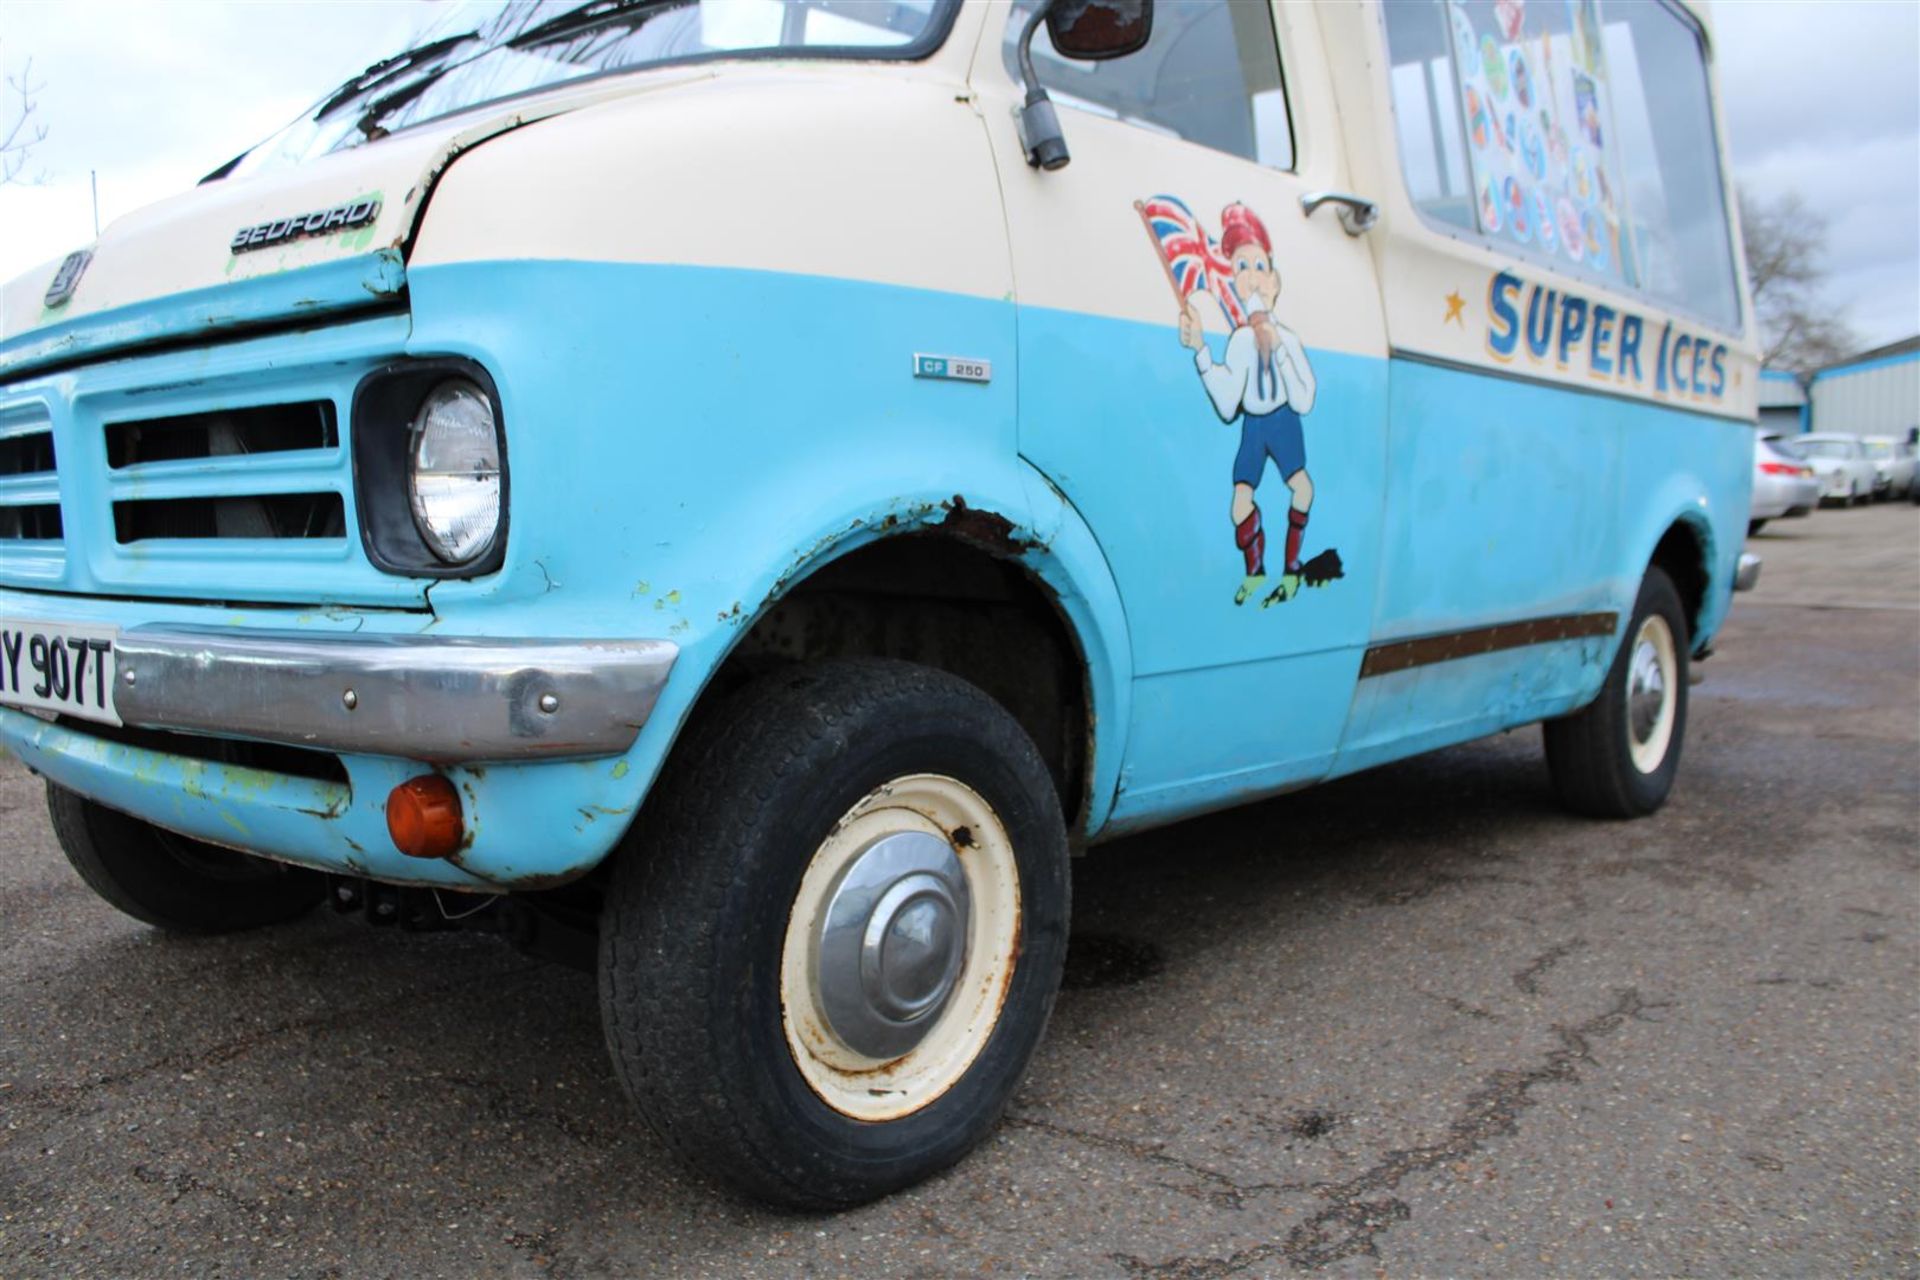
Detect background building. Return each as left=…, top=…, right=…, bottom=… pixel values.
left=1806, top=336, right=1920, bottom=440
left=1758, top=369, right=1809, bottom=436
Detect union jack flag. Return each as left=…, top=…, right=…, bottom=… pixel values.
left=1136, top=195, right=1246, bottom=328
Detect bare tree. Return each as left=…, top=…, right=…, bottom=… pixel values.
left=2, top=53, right=48, bottom=185
left=1740, top=187, right=1856, bottom=372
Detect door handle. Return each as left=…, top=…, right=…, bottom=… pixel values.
left=1299, top=191, right=1378, bottom=237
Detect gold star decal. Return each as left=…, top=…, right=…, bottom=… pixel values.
left=1443, top=290, right=1466, bottom=327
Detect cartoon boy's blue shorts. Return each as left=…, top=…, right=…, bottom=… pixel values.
left=1233, top=405, right=1305, bottom=488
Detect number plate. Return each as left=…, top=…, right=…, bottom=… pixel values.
left=0, top=619, right=121, bottom=726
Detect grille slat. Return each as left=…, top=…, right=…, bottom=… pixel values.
left=113, top=493, right=347, bottom=543
left=105, top=400, right=336, bottom=469
left=0, top=404, right=60, bottom=546
left=0, top=428, right=55, bottom=476
left=101, top=401, right=347, bottom=546
left=0, top=503, right=62, bottom=541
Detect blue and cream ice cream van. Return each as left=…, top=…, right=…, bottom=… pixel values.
left=0, top=0, right=1759, bottom=1204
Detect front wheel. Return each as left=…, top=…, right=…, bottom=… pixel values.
left=47, top=784, right=325, bottom=933
left=599, top=659, right=1070, bottom=1208
left=1543, top=567, right=1689, bottom=818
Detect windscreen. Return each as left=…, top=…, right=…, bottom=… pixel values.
left=225, top=0, right=950, bottom=179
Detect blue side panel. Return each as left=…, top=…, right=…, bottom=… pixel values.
left=1013, top=304, right=1387, bottom=824
left=1333, top=634, right=1612, bottom=779
left=1371, top=358, right=1625, bottom=643
left=1105, top=648, right=1361, bottom=832
left=1344, top=356, right=1750, bottom=770
left=0, top=251, right=407, bottom=380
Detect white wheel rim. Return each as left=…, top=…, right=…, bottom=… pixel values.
left=780, top=773, right=1021, bottom=1121
left=1625, top=614, right=1678, bottom=774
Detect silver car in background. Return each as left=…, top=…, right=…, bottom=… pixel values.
left=1860, top=436, right=1917, bottom=500
left=1750, top=435, right=1820, bottom=533
left=1796, top=433, right=1879, bottom=506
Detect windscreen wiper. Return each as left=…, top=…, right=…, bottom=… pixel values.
left=316, top=30, right=482, bottom=121
left=504, top=0, right=678, bottom=51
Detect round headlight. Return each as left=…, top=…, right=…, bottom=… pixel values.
left=408, top=379, right=501, bottom=564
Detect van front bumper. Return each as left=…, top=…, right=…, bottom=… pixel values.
left=1, top=611, right=678, bottom=891
left=111, top=627, right=676, bottom=762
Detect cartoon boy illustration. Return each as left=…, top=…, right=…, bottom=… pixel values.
left=1175, top=203, right=1319, bottom=605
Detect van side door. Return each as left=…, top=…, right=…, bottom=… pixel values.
left=971, top=2, right=1390, bottom=829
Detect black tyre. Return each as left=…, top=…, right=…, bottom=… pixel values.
left=47, top=783, right=325, bottom=933
left=1543, top=567, right=1689, bottom=818
left=1747, top=518, right=1767, bottom=536
left=599, top=658, right=1070, bottom=1208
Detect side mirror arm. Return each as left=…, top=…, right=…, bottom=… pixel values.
left=1015, top=2, right=1071, bottom=171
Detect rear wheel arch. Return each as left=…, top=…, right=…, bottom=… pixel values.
left=1648, top=515, right=1710, bottom=650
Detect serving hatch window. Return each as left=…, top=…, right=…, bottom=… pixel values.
left=1382, top=0, right=1741, bottom=332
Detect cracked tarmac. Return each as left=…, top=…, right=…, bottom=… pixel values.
left=1, top=503, right=1915, bottom=1277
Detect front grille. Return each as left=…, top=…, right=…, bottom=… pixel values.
left=0, top=311, right=426, bottom=606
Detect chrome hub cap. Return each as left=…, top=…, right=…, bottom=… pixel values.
left=1625, top=613, right=1678, bottom=773
left=1628, top=641, right=1666, bottom=744
left=780, top=774, right=1022, bottom=1121
left=817, top=832, right=971, bottom=1059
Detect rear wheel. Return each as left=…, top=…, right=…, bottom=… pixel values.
left=47, top=784, right=325, bottom=933
left=599, top=658, right=1070, bottom=1208
left=1543, top=567, right=1689, bottom=818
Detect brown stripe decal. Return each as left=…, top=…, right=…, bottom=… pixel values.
left=1360, top=612, right=1619, bottom=679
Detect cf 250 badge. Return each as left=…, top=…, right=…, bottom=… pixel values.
left=230, top=198, right=381, bottom=254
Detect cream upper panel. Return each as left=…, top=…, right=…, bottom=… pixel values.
left=0, top=61, right=747, bottom=345
left=1320, top=0, right=1758, bottom=420
left=409, top=62, right=1013, bottom=303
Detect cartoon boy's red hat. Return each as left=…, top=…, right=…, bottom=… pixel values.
left=1219, top=203, right=1271, bottom=257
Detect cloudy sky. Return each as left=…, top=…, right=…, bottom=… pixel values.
left=1, top=0, right=1916, bottom=351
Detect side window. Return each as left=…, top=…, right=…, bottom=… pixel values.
left=1602, top=2, right=1740, bottom=329
left=1382, top=2, right=1475, bottom=232
left=1381, top=0, right=1740, bottom=331
left=1003, top=0, right=1292, bottom=168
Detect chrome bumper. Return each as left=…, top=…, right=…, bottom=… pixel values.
left=113, top=627, right=676, bottom=761
left=1734, top=553, right=1762, bottom=592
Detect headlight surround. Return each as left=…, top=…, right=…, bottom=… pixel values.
left=351, top=358, right=509, bottom=579
left=407, top=379, right=502, bottom=564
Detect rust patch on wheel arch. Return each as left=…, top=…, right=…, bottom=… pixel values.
left=939, top=495, right=1039, bottom=557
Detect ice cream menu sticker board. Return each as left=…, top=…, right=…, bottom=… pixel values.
left=1448, top=0, right=1634, bottom=289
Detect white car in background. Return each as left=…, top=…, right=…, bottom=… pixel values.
left=1795, top=434, right=1879, bottom=506
left=1860, top=436, right=1917, bottom=500
left=1750, top=435, right=1820, bottom=533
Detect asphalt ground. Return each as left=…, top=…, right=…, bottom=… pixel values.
left=2, top=502, right=1915, bottom=1279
